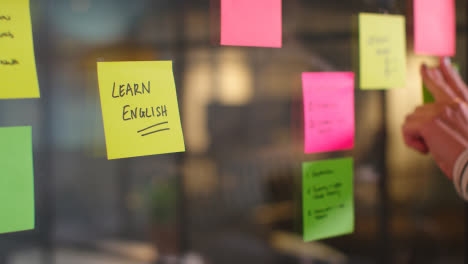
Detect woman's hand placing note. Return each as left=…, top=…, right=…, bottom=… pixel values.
left=403, top=102, right=468, bottom=177
left=421, top=57, right=468, bottom=103
left=403, top=57, right=468, bottom=181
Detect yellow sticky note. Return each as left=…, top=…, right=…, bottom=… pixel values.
left=0, top=0, right=39, bottom=99
left=359, top=13, right=406, bottom=89
left=97, top=61, right=185, bottom=159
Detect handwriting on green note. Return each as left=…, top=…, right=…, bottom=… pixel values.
left=0, top=126, right=35, bottom=234
left=303, top=158, right=354, bottom=241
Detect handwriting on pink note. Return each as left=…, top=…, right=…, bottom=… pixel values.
left=220, top=0, right=282, bottom=48
left=302, top=72, right=355, bottom=154
left=414, top=0, right=455, bottom=56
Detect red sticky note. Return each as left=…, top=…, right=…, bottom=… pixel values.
left=302, top=72, right=355, bottom=154
left=414, top=0, right=455, bottom=56
left=220, top=0, right=282, bottom=48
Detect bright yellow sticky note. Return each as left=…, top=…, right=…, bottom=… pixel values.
left=359, top=13, right=406, bottom=89
left=97, top=61, right=185, bottom=160
left=0, top=0, right=39, bottom=99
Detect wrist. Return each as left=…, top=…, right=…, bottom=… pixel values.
left=421, top=119, right=467, bottom=179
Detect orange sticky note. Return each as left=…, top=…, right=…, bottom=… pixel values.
left=414, top=0, right=455, bottom=56
left=220, top=0, right=282, bottom=48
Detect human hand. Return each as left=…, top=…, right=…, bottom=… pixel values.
left=438, top=100, right=468, bottom=137
left=402, top=103, right=468, bottom=178
left=402, top=103, right=449, bottom=154
left=421, top=57, right=468, bottom=103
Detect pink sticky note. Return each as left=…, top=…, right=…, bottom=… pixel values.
left=302, top=72, right=355, bottom=154
left=414, top=0, right=455, bottom=56
left=220, top=0, right=282, bottom=48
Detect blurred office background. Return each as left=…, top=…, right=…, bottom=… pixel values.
left=0, top=0, right=467, bottom=263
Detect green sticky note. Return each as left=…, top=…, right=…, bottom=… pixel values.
left=359, top=13, right=406, bottom=89
left=0, top=126, right=35, bottom=234
left=422, top=84, right=435, bottom=103
left=423, top=63, right=458, bottom=104
left=303, top=157, right=354, bottom=241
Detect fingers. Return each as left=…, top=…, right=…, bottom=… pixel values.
left=412, top=103, right=446, bottom=121
left=439, top=57, right=468, bottom=101
left=440, top=105, right=455, bottom=127
left=421, top=64, right=456, bottom=103
left=402, top=103, right=454, bottom=154
left=403, top=132, right=429, bottom=154
left=439, top=101, right=468, bottom=136
left=402, top=116, right=429, bottom=154
left=431, top=68, right=445, bottom=86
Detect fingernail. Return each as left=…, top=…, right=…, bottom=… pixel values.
left=444, top=57, right=451, bottom=65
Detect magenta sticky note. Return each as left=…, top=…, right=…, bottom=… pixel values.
left=220, top=0, right=282, bottom=48
left=414, top=0, right=455, bottom=56
left=302, top=72, right=355, bottom=154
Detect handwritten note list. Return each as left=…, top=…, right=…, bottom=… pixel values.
left=97, top=61, right=185, bottom=159
left=0, top=0, right=39, bottom=99
left=302, top=72, right=355, bottom=154
left=303, top=158, right=354, bottom=241
left=0, top=126, right=35, bottom=234
left=359, top=13, right=406, bottom=89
